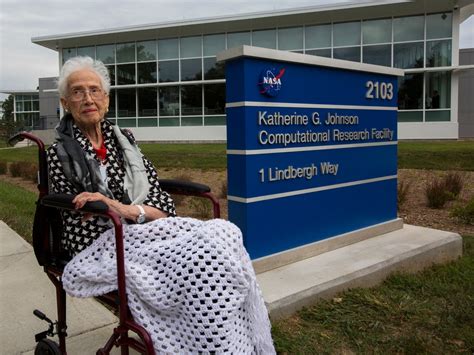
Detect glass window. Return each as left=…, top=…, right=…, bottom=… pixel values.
left=33, top=113, right=41, bottom=130
left=106, top=65, right=115, bottom=86
left=426, top=13, right=452, bottom=39
left=158, top=38, right=179, bottom=60
left=137, top=40, right=157, bottom=61
left=138, top=88, right=157, bottom=117
left=24, top=101, right=32, bottom=111
left=159, top=86, right=179, bottom=116
left=138, top=62, right=157, bottom=84
left=205, top=116, right=226, bottom=126
left=96, top=44, right=115, bottom=64
left=363, top=19, right=391, bottom=44
left=278, top=27, right=303, bottom=50
left=305, top=24, right=331, bottom=49
left=426, top=71, right=451, bottom=109
left=62, top=48, right=77, bottom=63
left=181, top=116, right=203, bottom=126
left=363, top=44, right=391, bottom=66
left=227, top=32, right=251, bottom=49
left=15, top=101, right=23, bottom=112
left=77, top=46, right=95, bottom=58
left=159, top=117, right=180, bottom=126
left=181, top=85, right=202, bottom=116
left=252, top=29, right=276, bottom=49
left=32, top=100, right=39, bottom=111
left=305, top=48, right=331, bottom=58
left=108, top=90, right=116, bottom=118
left=17, top=113, right=30, bottom=128
left=204, top=57, right=225, bottom=80
left=394, top=42, right=424, bottom=69
left=117, top=118, right=136, bottom=127
left=204, top=84, right=226, bottom=115
left=180, top=36, right=202, bottom=58
left=426, top=40, right=451, bottom=67
left=333, top=22, right=360, bottom=47
left=333, top=47, right=360, bottom=62
left=116, top=42, right=135, bottom=63
left=425, top=110, right=450, bottom=122
left=159, top=60, right=179, bottom=82
left=117, top=89, right=136, bottom=117
left=181, top=58, right=202, bottom=81
left=117, top=64, right=136, bottom=85
left=203, top=34, right=226, bottom=56
left=398, top=111, right=423, bottom=122
left=138, top=118, right=158, bottom=127
left=394, top=16, right=424, bottom=42
left=398, top=74, right=423, bottom=110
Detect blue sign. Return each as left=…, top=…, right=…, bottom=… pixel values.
left=221, top=47, right=402, bottom=260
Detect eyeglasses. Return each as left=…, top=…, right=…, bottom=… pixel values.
left=68, top=87, right=106, bottom=102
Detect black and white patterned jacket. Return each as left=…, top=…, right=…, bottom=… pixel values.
left=47, top=119, right=176, bottom=256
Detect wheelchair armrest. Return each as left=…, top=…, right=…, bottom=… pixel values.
left=159, top=179, right=211, bottom=195
left=41, top=193, right=109, bottom=214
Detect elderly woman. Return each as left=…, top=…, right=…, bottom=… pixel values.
left=52, top=56, right=275, bottom=354
left=47, top=56, right=176, bottom=256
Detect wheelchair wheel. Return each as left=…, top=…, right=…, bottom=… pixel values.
left=34, top=339, right=61, bottom=355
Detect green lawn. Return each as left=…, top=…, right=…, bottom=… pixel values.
left=0, top=180, right=36, bottom=243
left=272, top=235, right=474, bottom=354
left=139, top=143, right=226, bottom=169
left=0, top=143, right=228, bottom=170
left=0, top=140, right=473, bottom=353
left=398, top=140, right=474, bottom=171
left=0, top=140, right=473, bottom=171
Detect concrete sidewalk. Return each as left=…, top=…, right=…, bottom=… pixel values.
left=0, top=221, right=119, bottom=355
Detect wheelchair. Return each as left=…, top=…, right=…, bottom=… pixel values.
left=8, top=132, right=221, bottom=355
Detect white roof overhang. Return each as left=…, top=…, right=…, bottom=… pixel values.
left=32, top=0, right=460, bottom=51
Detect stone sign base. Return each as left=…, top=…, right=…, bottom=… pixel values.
left=255, top=224, right=462, bottom=320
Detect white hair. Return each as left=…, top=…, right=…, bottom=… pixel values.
left=57, top=56, right=111, bottom=98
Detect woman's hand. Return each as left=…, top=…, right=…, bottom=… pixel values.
left=72, top=192, right=168, bottom=222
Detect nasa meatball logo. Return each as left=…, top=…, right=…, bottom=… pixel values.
left=258, top=67, right=285, bottom=97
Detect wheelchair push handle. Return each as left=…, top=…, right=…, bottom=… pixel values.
left=8, top=131, right=45, bottom=149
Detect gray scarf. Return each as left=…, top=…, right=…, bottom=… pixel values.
left=54, top=114, right=150, bottom=205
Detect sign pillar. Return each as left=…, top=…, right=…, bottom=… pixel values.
left=218, top=46, right=404, bottom=261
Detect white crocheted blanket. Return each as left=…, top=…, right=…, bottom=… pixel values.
left=62, top=217, right=275, bottom=354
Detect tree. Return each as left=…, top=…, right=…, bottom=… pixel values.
left=0, top=95, right=21, bottom=142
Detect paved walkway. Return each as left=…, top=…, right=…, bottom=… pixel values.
left=0, top=221, right=119, bottom=355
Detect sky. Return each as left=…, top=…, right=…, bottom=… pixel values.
left=0, top=0, right=473, bottom=100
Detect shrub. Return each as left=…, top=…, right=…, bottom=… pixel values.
left=443, top=172, right=464, bottom=200
left=451, top=197, right=474, bottom=225
left=425, top=178, right=450, bottom=209
left=8, top=161, right=38, bottom=182
left=397, top=180, right=410, bottom=209
left=0, top=161, right=7, bottom=175
left=9, top=161, right=23, bottom=177
left=23, top=163, right=39, bottom=183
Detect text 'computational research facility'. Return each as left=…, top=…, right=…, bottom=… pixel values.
left=26, top=0, right=474, bottom=141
